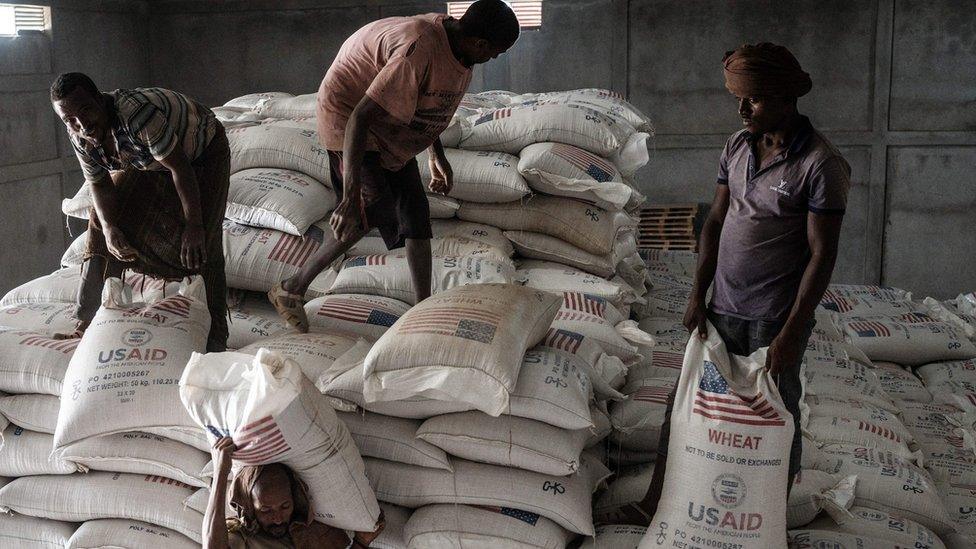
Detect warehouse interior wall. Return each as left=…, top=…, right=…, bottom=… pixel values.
left=1, top=0, right=973, bottom=300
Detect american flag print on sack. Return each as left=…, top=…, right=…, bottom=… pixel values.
left=652, top=350, right=684, bottom=371
left=848, top=320, right=892, bottom=338
left=474, top=108, right=512, bottom=126
left=317, top=297, right=401, bottom=327
left=562, top=292, right=607, bottom=317
left=549, top=143, right=616, bottom=182
left=543, top=328, right=584, bottom=353
left=633, top=382, right=672, bottom=405
left=398, top=306, right=500, bottom=344
left=152, top=295, right=193, bottom=318
left=345, top=255, right=388, bottom=268
left=231, top=415, right=291, bottom=465
left=899, top=312, right=935, bottom=324
left=857, top=420, right=902, bottom=442
left=270, top=233, right=319, bottom=266
left=18, top=334, right=80, bottom=354
left=692, top=361, right=785, bottom=427
left=143, top=475, right=193, bottom=489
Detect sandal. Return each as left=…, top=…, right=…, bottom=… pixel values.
left=268, top=283, right=309, bottom=333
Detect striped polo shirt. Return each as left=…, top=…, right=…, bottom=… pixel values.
left=72, top=87, right=218, bottom=184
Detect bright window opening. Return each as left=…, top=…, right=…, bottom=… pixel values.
left=447, top=1, right=543, bottom=30
left=0, top=3, right=49, bottom=37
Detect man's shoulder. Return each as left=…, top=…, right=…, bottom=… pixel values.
left=724, top=129, right=750, bottom=153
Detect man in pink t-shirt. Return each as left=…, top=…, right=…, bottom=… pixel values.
left=269, top=0, right=520, bottom=331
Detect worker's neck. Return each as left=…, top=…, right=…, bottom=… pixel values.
left=759, top=111, right=802, bottom=149
left=442, top=19, right=470, bottom=67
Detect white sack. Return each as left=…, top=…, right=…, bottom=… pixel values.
left=0, top=394, right=59, bottom=434
left=517, top=259, right=640, bottom=308
left=223, top=220, right=337, bottom=295
left=179, top=349, right=379, bottom=530
left=226, top=168, right=335, bottom=235
left=0, top=514, right=77, bottom=549
left=514, top=88, right=654, bottom=133
left=363, top=284, right=561, bottom=416
left=430, top=219, right=514, bottom=257
left=811, top=504, right=947, bottom=549
left=338, top=411, right=452, bottom=471
left=223, top=91, right=292, bottom=110
left=417, top=148, right=530, bottom=203
left=839, top=313, right=976, bottom=366
left=427, top=194, right=460, bottom=218
left=786, top=470, right=855, bottom=528
left=61, top=231, right=88, bottom=267
left=0, top=426, right=79, bottom=476
left=365, top=455, right=605, bottom=535
left=640, top=324, right=793, bottom=548
left=62, top=183, right=93, bottom=219
left=804, top=415, right=918, bottom=461
left=0, top=328, right=78, bottom=395
left=459, top=195, right=631, bottom=256
left=506, top=230, right=616, bottom=278
left=67, top=518, right=197, bottom=549
left=0, top=472, right=202, bottom=542
left=582, top=524, right=646, bottom=549
left=593, top=463, right=655, bottom=525
left=226, top=289, right=293, bottom=350
left=0, top=302, right=76, bottom=335
left=417, top=411, right=590, bottom=476
left=403, top=503, right=573, bottom=549
left=330, top=251, right=516, bottom=305
left=254, top=93, right=316, bottom=118
left=54, top=277, right=209, bottom=451
left=518, top=142, right=641, bottom=210
left=305, top=294, right=410, bottom=340
left=58, top=432, right=210, bottom=488
left=237, top=331, right=358, bottom=391
left=227, top=124, right=330, bottom=182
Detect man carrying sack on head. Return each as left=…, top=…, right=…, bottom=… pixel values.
left=630, top=42, right=851, bottom=524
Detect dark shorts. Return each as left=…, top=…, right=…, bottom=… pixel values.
left=328, top=150, right=432, bottom=250
left=656, top=309, right=814, bottom=480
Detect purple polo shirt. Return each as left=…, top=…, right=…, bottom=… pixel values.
left=711, top=116, right=851, bottom=322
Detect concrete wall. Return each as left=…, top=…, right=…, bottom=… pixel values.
left=0, top=0, right=150, bottom=294
left=3, top=0, right=973, bottom=300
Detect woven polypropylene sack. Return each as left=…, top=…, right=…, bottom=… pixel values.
left=330, top=251, right=516, bottom=305
left=0, top=426, right=79, bottom=476
left=0, top=302, right=77, bottom=335
left=0, top=328, right=79, bottom=396
left=514, top=88, right=653, bottom=133
left=459, top=195, right=631, bottom=256
left=226, top=168, right=335, bottom=235
left=179, top=349, right=379, bottom=530
left=222, top=220, right=336, bottom=295
left=460, top=103, right=649, bottom=175
left=54, top=277, right=209, bottom=452
left=58, top=432, right=211, bottom=488
left=517, top=259, right=640, bottom=308
left=416, top=411, right=591, bottom=476
left=581, top=524, right=646, bottom=549
left=253, top=93, right=316, bottom=118
left=403, top=503, right=573, bottom=549
left=237, top=332, right=359, bottom=391
left=61, top=231, right=87, bottom=267
left=839, top=313, right=976, bottom=366
left=0, top=472, right=202, bottom=542
left=227, top=124, right=330, bottom=183
left=338, top=411, right=452, bottom=471
left=417, top=148, right=529, bottom=203
left=365, top=455, right=606, bottom=535
left=67, top=518, right=197, bottom=549
left=0, top=394, right=59, bottom=434
left=810, top=504, right=946, bottom=549
left=62, top=183, right=93, bottom=219
left=304, top=294, right=410, bottom=340
left=430, top=219, right=514, bottom=257
left=640, top=324, right=793, bottom=548
left=363, top=284, right=561, bottom=416
left=518, top=142, right=640, bottom=210
left=223, top=91, right=291, bottom=110
left=226, top=289, right=293, bottom=350
left=0, top=514, right=77, bottom=549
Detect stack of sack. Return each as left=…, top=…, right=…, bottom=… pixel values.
left=0, top=276, right=216, bottom=547
left=786, top=284, right=976, bottom=548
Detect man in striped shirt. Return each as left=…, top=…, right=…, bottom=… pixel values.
left=51, top=73, right=230, bottom=351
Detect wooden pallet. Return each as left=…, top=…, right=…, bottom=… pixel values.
left=636, top=203, right=704, bottom=252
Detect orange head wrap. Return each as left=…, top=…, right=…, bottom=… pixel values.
left=723, top=42, right=812, bottom=98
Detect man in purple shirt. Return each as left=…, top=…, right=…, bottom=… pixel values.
left=631, top=43, right=851, bottom=522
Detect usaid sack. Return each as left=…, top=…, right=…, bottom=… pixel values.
left=0, top=426, right=80, bottom=476
left=519, top=142, right=641, bottom=210
left=610, top=377, right=676, bottom=453
left=237, top=332, right=359, bottom=391
left=222, top=221, right=336, bottom=296
left=223, top=91, right=292, bottom=110
left=58, top=432, right=211, bottom=488
left=0, top=302, right=76, bottom=334
left=67, top=518, right=197, bottom=549
left=179, top=349, right=380, bottom=530
left=305, top=294, right=410, bottom=340
left=226, top=169, right=335, bottom=235
left=62, top=182, right=93, bottom=219
left=516, top=88, right=654, bottom=133
left=460, top=103, right=649, bottom=175
left=338, top=411, right=452, bottom=471
left=518, top=260, right=640, bottom=308
left=0, top=472, right=203, bottom=542
left=61, top=231, right=87, bottom=267
left=417, top=148, right=530, bottom=203
left=640, top=323, right=793, bottom=548
left=430, top=219, right=514, bottom=257
left=0, top=328, right=79, bottom=396
left=226, top=289, right=294, bottom=350
left=427, top=193, right=459, bottom=218
left=403, top=504, right=574, bottom=549
left=363, top=284, right=561, bottom=416
left=839, top=313, right=976, bottom=365
left=506, top=230, right=616, bottom=278
left=227, top=125, right=331, bottom=183
left=459, top=195, right=631, bottom=256
left=810, top=505, right=947, bottom=549
left=0, top=514, right=77, bottom=549
left=54, top=277, right=209, bottom=451
left=254, top=93, right=316, bottom=118
left=0, top=394, right=59, bottom=433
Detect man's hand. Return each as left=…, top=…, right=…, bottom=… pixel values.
left=428, top=154, right=453, bottom=196
left=683, top=296, right=708, bottom=340
left=330, top=196, right=367, bottom=243
left=211, top=436, right=237, bottom=478
left=353, top=512, right=386, bottom=547
left=104, top=226, right=138, bottom=262
left=765, top=328, right=806, bottom=377
left=181, top=224, right=207, bottom=271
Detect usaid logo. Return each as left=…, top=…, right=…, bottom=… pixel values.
left=121, top=328, right=152, bottom=346
left=769, top=179, right=792, bottom=196
left=711, top=474, right=746, bottom=509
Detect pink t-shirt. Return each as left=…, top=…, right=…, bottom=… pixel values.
left=318, top=14, right=472, bottom=171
